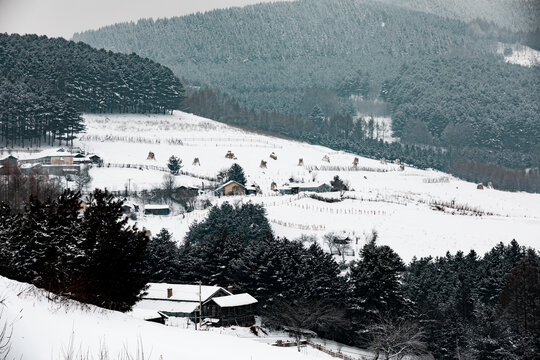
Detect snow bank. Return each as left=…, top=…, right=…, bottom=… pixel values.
left=0, top=276, right=332, bottom=359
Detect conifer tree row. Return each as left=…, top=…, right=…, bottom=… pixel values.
left=0, top=33, right=186, bottom=147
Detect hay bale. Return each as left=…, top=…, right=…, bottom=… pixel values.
left=270, top=182, right=278, bottom=191
left=487, top=181, right=494, bottom=189
left=353, top=157, right=359, bottom=167
left=394, top=159, right=400, bottom=165
left=380, top=157, right=387, bottom=165
left=269, top=152, right=278, bottom=160
left=147, top=152, right=155, bottom=160
left=399, top=164, right=405, bottom=171
left=225, top=150, right=236, bottom=159
left=192, top=157, right=200, bottom=166
left=322, top=155, right=330, bottom=163
left=260, top=160, right=267, bottom=169
left=298, top=158, right=304, bottom=166
left=477, top=183, right=484, bottom=190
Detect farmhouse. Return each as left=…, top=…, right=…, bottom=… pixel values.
left=279, top=182, right=331, bottom=195
left=19, top=148, right=76, bottom=165
left=144, top=204, right=170, bottom=215
left=132, top=283, right=257, bottom=327
left=215, top=180, right=246, bottom=196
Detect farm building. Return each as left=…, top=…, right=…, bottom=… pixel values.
left=122, top=202, right=140, bottom=214
left=215, top=180, right=246, bottom=196
left=19, top=148, right=76, bottom=165
left=144, top=204, right=170, bottom=215
left=279, top=182, right=331, bottom=195
left=132, top=283, right=257, bottom=327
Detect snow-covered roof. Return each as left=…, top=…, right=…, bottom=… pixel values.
left=211, top=293, right=258, bottom=308
left=144, top=283, right=231, bottom=303
left=134, top=299, right=199, bottom=314
left=18, top=148, right=77, bottom=161
left=215, top=180, right=245, bottom=191
left=145, top=204, right=170, bottom=210
left=0, top=154, right=17, bottom=161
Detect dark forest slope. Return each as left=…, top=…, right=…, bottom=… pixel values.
left=73, top=0, right=503, bottom=115
left=0, top=33, right=185, bottom=147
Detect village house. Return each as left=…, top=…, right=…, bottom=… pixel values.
left=19, top=148, right=76, bottom=165
left=132, top=283, right=258, bottom=327
left=144, top=204, right=170, bottom=216
left=214, top=180, right=246, bottom=196
left=278, top=182, right=331, bottom=195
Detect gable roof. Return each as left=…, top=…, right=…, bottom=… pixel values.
left=211, top=293, right=258, bottom=308
left=144, top=283, right=231, bottom=303
left=215, top=180, right=245, bottom=192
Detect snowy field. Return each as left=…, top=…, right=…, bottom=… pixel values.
left=497, top=42, right=540, bottom=67
left=0, top=276, right=339, bottom=360
left=69, top=112, right=540, bottom=261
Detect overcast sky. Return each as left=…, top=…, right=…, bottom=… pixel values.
left=0, top=0, right=295, bottom=39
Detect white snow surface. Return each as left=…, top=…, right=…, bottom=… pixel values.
left=497, top=42, right=540, bottom=67
left=68, top=111, right=540, bottom=261
left=1, top=276, right=333, bottom=360
left=212, top=293, right=258, bottom=307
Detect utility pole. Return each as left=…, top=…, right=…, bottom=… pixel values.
left=199, top=281, right=202, bottom=330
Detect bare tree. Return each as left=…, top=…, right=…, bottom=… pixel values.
left=162, top=173, right=176, bottom=204
left=265, top=300, right=349, bottom=352
left=367, top=317, right=427, bottom=360
left=323, top=232, right=352, bottom=261
left=75, top=165, right=92, bottom=192
left=0, top=298, right=12, bottom=360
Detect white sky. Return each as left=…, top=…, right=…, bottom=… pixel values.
left=0, top=0, right=295, bottom=39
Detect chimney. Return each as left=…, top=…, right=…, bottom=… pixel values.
left=167, top=288, right=173, bottom=298
left=227, top=285, right=233, bottom=294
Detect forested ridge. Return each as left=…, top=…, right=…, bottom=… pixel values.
left=0, top=33, right=185, bottom=147
left=73, top=0, right=540, bottom=192
left=376, top=0, right=540, bottom=33
left=73, top=0, right=504, bottom=116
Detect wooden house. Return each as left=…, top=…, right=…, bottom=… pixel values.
left=132, top=283, right=257, bottom=327
left=144, top=204, right=170, bottom=215
left=202, top=293, right=258, bottom=326
left=214, top=180, right=246, bottom=196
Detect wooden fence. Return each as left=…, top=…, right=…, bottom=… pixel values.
left=307, top=341, right=368, bottom=360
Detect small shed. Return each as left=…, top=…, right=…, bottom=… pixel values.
left=279, top=182, right=331, bottom=195
left=144, top=204, right=170, bottom=215
left=89, top=155, right=102, bottom=164
left=215, top=180, right=246, bottom=196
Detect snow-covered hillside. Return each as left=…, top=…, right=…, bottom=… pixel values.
left=0, top=276, right=335, bottom=360
left=73, top=112, right=539, bottom=261
left=497, top=42, right=540, bottom=67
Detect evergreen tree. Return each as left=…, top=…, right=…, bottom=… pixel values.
left=227, top=163, right=247, bottom=186
left=81, top=189, right=149, bottom=311
left=167, top=155, right=182, bottom=175
left=146, top=229, right=180, bottom=282
left=348, top=238, right=407, bottom=342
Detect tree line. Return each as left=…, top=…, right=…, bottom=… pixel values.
left=0, top=33, right=186, bottom=147
left=148, top=201, right=539, bottom=358
left=186, top=87, right=540, bottom=192
left=0, top=191, right=538, bottom=357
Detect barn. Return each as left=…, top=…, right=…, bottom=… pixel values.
left=144, top=204, right=170, bottom=215
left=214, top=180, right=246, bottom=196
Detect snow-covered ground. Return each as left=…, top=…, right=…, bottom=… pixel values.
left=66, top=112, right=540, bottom=261
left=1, top=276, right=339, bottom=360
left=5, top=111, right=536, bottom=261
left=497, top=42, right=540, bottom=67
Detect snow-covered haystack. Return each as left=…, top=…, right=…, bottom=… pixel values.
left=0, top=276, right=332, bottom=360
